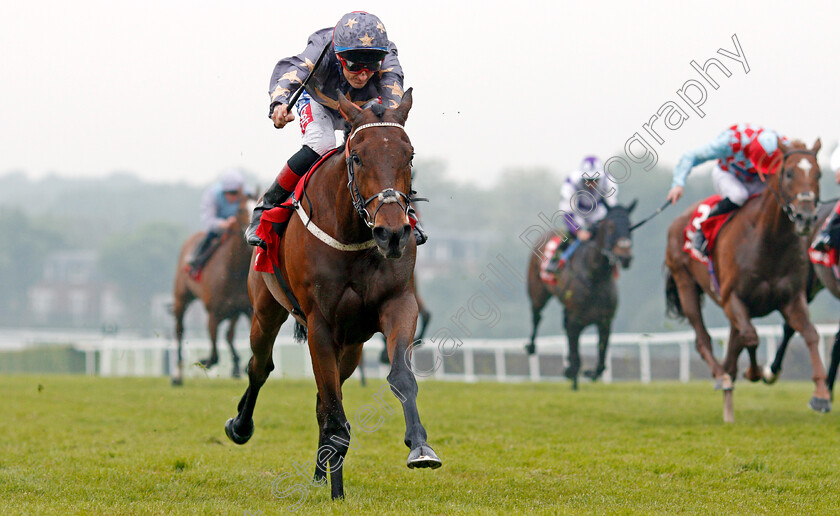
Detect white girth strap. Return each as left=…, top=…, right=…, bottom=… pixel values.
left=295, top=202, right=376, bottom=251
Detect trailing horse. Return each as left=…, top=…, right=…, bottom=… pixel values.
left=525, top=201, right=635, bottom=389
left=224, top=90, right=441, bottom=500
left=764, top=202, right=840, bottom=397
left=171, top=193, right=255, bottom=385
left=664, top=138, right=829, bottom=421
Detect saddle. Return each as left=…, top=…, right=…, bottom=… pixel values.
left=254, top=148, right=341, bottom=273
left=683, top=195, right=733, bottom=264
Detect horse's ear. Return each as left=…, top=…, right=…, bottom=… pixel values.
left=392, top=87, right=413, bottom=124
left=813, top=138, right=822, bottom=154
left=777, top=136, right=789, bottom=154
left=628, top=198, right=638, bottom=213
left=337, top=91, right=363, bottom=124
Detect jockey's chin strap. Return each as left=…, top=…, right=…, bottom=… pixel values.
left=762, top=149, right=819, bottom=223
left=345, top=122, right=426, bottom=229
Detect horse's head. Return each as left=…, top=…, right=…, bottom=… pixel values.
left=338, top=89, right=415, bottom=259
left=598, top=200, right=636, bottom=269
left=775, top=138, right=821, bottom=235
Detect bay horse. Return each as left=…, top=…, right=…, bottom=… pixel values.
left=525, top=201, right=636, bottom=389
left=171, top=193, right=255, bottom=385
left=224, top=89, right=441, bottom=501
left=764, top=202, right=840, bottom=397
left=664, top=138, right=829, bottom=421
left=378, top=283, right=431, bottom=365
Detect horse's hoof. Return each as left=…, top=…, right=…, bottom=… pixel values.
left=524, top=343, right=535, bottom=355
left=231, top=367, right=241, bottom=379
left=744, top=368, right=761, bottom=383
left=761, top=365, right=779, bottom=385
left=199, top=357, right=218, bottom=369
left=808, top=396, right=831, bottom=413
left=714, top=374, right=734, bottom=391
left=407, top=444, right=442, bottom=469
left=171, top=377, right=183, bottom=387
left=224, top=417, right=253, bottom=445
left=583, top=369, right=603, bottom=381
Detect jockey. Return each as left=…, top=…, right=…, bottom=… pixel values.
left=665, top=124, right=786, bottom=253
left=188, top=169, right=247, bottom=276
left=812, top=143, right=840, bottom=251
left=545, top=155, right=618, bottom=273
left=245, top=11, right=426, bottom=249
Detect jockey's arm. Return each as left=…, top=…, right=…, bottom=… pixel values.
left=671, top=130, right=732, bottom=189
left=377, top=42, right=405, bottom=108
left=267, top=29, right=331, bottom=122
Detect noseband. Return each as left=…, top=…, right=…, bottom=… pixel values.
left=345, top=122, right=414, bottom=228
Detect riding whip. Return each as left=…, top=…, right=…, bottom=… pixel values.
left=630, top=200, right=672, bottom=232
left=279, top=41, right=332, bottom=124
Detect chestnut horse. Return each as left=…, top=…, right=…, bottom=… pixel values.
left=224, top=90, right=440, bottom=500
left=765, top=202, right=840, bottom=396
left=664, top=138, right=829, bottom=421
left=525, top=202, right=635, bottom=389
left=171, top=194, right=255, bottom=385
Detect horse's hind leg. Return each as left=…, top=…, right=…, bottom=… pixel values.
left=171, top=292, right=194, bottom=386
left=721, top=326, right=744, bottom=381
left=764, top=322, right=796, bottom=384
left=525, top=277, right=551, bottom=355
left=416, top=303, right=431, bottom=342
left=381, top=294, right=442, bottom=471
left=674, top=273, right=725, bottom=381
left=225, top=286, right=288, bottom=445
left=584, top=319, right=611, bottom=381
left=225, top=314, right=242, bottom=378
left=199, top=314, right=220, bottom=369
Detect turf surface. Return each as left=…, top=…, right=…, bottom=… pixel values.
left=2, top=376, right=839, bottom=514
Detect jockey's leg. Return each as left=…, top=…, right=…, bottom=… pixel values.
left=406, top=205, right=428, bottom=245
left=188, top=230, right=222, bottom=275
left=813, top=200, right=840, bottom=252
left=693, top=167, right=749, bottom=253
left=245, top=93, right=339, bottom=247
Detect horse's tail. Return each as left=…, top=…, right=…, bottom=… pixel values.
left=664, top=268, right=685, bottom=320
left=293, top=322, right=308, bottom=343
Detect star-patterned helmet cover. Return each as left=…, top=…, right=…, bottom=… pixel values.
left=333, top=11, right=389, bottom=54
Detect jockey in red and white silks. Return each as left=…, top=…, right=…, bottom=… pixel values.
left=666, top=124, right=787, bottom=252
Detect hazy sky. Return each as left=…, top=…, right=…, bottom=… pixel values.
left=2, top=0, right=839, bottom=190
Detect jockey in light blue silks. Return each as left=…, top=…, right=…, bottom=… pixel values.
left=244, top=11, right=426, bottom=249
left=544, top=155, right=619, bottom=274
left=666, top=123, right=787, bottom=254
left=187, top=169, right=247, bottom=277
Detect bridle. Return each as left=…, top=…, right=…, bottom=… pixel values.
left=763, top=149, right=819, bottom=223
left=344, top=122, right=418, bottom=228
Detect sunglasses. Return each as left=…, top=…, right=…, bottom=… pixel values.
left=337, top=54, right=384, bottom=74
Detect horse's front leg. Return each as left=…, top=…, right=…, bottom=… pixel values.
left=584, top=319, right=610, bottom=381
left=564, top=316, right=583, bottom=391
left=381, top=293, right=442, bottom=470
left=780, top=295, right=831, bottom=412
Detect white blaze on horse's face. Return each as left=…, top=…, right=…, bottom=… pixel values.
left=798, top=158, right=812, bottom=178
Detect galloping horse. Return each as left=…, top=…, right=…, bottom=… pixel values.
left=664, top=138, right=829, bottom=421
left=171, top=194, right=255, bottom=385
left=378, top=283, right=431, bottom=364
left=525, top=202, right=635, bottom=389
left=224, top=90, right=441, bottom=500
left=764, top=202, right=840, bottom=396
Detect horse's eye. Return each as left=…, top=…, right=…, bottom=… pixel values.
left=352, top=153, right=362, bottom=166
left=785, top=169, right=793, bottom=180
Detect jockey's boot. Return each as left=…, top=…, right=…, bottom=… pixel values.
left=245, top=147, right=320, bottom=248
left=407, top=205, right=428, bottom=245
left=813, top=209, right=840, bottom=252
left=692, top=197, right=739, bottom=255
left=188, top=231, right=221, bottom=276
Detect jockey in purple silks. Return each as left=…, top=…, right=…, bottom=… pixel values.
left=544, top=155, right=619, bottom=274
left=245, top=11, right=426, bottom=249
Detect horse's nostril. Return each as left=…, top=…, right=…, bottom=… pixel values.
left=373, top=227, right=390, bottom=242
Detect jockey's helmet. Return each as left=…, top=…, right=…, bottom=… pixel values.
left=333, top=12, right=389, bottom=73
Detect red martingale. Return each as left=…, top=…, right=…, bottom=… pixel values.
left=253, top=148, right=341, bottom=273
left=683, top=195, right=730, bottom=264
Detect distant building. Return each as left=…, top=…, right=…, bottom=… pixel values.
left=27, top=250, right=125, bottom=327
